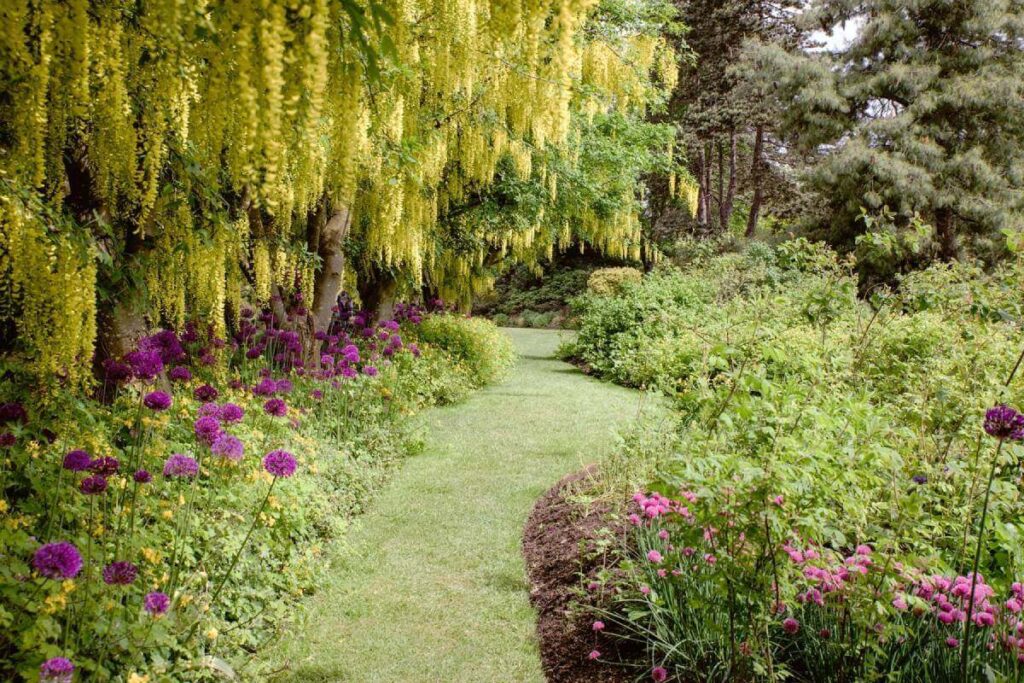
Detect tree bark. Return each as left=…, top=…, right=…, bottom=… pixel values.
left=746, top=125, right=765, bottom=238
left=311, top=204, right=352, bottom=334
left=720, top=130, right=738, bottom=232
left=935, top=206, right=959, bottom=261
left=357, top=266, right=398, bottom=322
left=696, top=146, right=708, bottom=226
left=717, top=139, right=725, bottom=230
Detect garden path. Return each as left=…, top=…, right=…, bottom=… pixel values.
left=269, top=327, right=650, bottom=681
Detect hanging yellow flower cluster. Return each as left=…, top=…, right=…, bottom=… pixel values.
left=0, top=0, right=676, bottom=385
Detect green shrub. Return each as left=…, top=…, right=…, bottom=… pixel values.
left=410, top=314, right=516, bottom=387
left=586, top=267, right=643, bottom=296
left=569, top=241, right=1024, bottom=681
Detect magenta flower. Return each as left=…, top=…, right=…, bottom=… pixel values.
left=194, top=416, right=221, bottom=445
left=39, top=657, right=74, bottom=683
left=169, top=365, right=192, bottom=382
left=194, top=384, right=219, bottom=402
left=0, top=402, right=27, bottom=423
left=102, top=561, right=138, bottom=585
left=198, top=402, right=220, bottom=417
left=80, top=475, right=108, bottom=495
left=62, top=450, right=92, bottom=472
left=647, top=549, right=663, bottom=563
left=144, top=591, right=170, bottom=615
left=218, top=403, right=245, bottom=423
left=33, top=542, right=83, bottom=579
left=143, top=391, right=172, bottom=411
left=263, top=450, right=297, bottom=478
left=253, top=378, right=278, bottom=396
left=211, top=433, right=244, bottom=461
left=126, top=350, right=163, bottom=381
left=263, top=398, right=287, bottom=417
left=88, top=456, right=119, bottom=476
left=163, top=453, right=199, bottom=478
left=588, top=650, right=601, bottom=660
left=133, top=469, right=152, bottom=483
left=782, top=617, right=800, bottom=634
left=362, top=365, right=378, bottom=377
left=592, top=620, right=605, bottom=631
left=983, top=405, right=1024, bottom=440
left=651, top=666, right=668, bottom=682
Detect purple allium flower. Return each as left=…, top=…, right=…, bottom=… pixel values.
left=263, top=450, right=297, bottom=478
left=912, top=474, right=928, bottom=485
left=0, top=432, right=14, bottom=447
left=211, top=433, right=244, bottom=461
left=362, top=365, right=378, bottom=377
left=218, top=403, right=244, bottom=423
left=125, top=350, right=164, bottom=381
left=62, top=450, right=92, bottom=472
left=983, top=405, right=1024, bottom=440
left=246, top=346, right=264, bottom=360
left=263, top=398, right=287, bottom=417
left=144, top=591, right=170, bottom=615
left=253, top=378, right=278, bottom=396
left=88, top=456, right=120, bottom=476
left=193, top=416, right=221, bottom=445
left=143, top=391, right=172, bottom=411
left=194, top=384, right=219, bottom=402
left=103, top=359, right=133, bottom=382
left=651, top=667, right=668, bottom=682
left=198, top=402, right=220, bottom=417
left=310, top=389, right=323, bottom=401
left=80, top=475, right=108, bottom=495
left=275, top=379, right=293, bottom=394
left=140, top=329, right=186, bottom=363
left=39, top=657, right=74, bottom=683
left=408, top=343, right=421, bottom=357
left=228, top=378, right=244, bottom=390
left=102, top=561, right=138, bottom=585
left=163, top=453, right=199, bottom=478
left=169, top=365, right=192, bottom=382
left=782, top=617, right=800, bottom=634
left=0, top=402, right=27, bottom=423
left=133, top=469, right=152, bottom=484
left=32, top=542, right=83, bottom=579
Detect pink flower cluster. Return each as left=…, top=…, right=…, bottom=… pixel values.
left=629, top=491, right=695, bottom=526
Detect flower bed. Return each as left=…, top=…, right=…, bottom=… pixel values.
left=0, top=296, right=513, bottom=681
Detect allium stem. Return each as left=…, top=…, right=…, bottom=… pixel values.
left=960, top=439, right=1002, bottom=682
left=209, top=477, right=277, bottom=607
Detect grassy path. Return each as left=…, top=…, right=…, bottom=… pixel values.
left=270, top=328, right=649, bottom=682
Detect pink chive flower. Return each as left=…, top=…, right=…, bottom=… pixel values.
left=588, top=650, right=601, bottom=660
left=651, top=666, right=668, bottom=682
left=782, top=618, right=800, bottom=634
left=592, top=621, right=605, bottom=631
left=647, top=550, right=663, bottom=563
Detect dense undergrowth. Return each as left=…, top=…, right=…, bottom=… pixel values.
left=0, top=298, right=514, bottom=682
left=561, top=239, right=1024, bottom=681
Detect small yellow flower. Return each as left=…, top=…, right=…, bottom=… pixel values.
left=44, top=592, right=67, bottom=614
left=206, top=628, right=218, bottom=640
left=179, top=594, right=193, bottom=607
left=142, top=548, right=161, bottom=564
left=0, top=499, right=8, bottom=513
left=162, top=510, right=174, bottom=520
left=62, top=580, right=76, bottom=594
left=128, top=673, right=150, bottom=683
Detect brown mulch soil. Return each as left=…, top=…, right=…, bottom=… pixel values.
left=523, top=467, right=637, bottom=683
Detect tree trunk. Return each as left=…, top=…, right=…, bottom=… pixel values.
left=703, top=142, right=713, bottom=228
left=720, top=130, right=738, bottom=232
left=357, top=267, right=398, bottom=322
left=311, top=204, right=352, bottom=334
left=746, top=125, right=765, bottom=238
left=716, top=139, right=725, bottom=230
left=935, top=206, right=959, bottom=261
left=696, top=146, right=708, bottom=226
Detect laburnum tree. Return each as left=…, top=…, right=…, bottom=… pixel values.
left=0, top=0, right=679, bottom=389
left=746, top=0, right=1024, bottom=260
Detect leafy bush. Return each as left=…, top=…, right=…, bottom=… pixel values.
left=587, top=267, right=643, bottom=296
left=567, top=241, right=1024, bottom=680
left=0, top=299, right=511, bottom=681
left=409, top=314, right=516, bottom=388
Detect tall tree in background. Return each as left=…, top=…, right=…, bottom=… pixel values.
left=748, top=0, right=1024, bottom=260
left=653, top=0, right=804, bottom=237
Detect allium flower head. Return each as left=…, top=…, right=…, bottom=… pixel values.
left=263, top=450, right=297, bottom=478
left=145, top=591, right=170, bottom=615
left=133, top=469, right=152, bottom=483
left=0, top=432, right=14, bottom=447
left=782, top=617, right=800, bottom=634
left=275, top=379, right=294, bottom=394
left=194, top=384, right=219, bottom=402
left=126, top=350, right=164, bottom=381
left=194, top=416, right=221, bottom=445
left=984, top=405, right=1024, bottom=440
left=651, top=667, right=668, bottom=682
left=218, top=403, right=245, bottom=423
left=88, top=456, right=120, bottom=476
left=39, top=657, right=74, bottom=683
left=912, top=474, right=928, bottom=485
left=588, top=650, right=601, bottom=660
left=33, top=542, right=83, bottom=579
left=211, top=433, right=244, bottom=461
left=80, top=475, right=108, bottom=495
left=163, top=453, right=199, bottom=478
left=102, top=561, right=138, bottom=585
left=0, top=402, right=27, bottom=423
left=253, top=378, right=278, bottom=396
left=169, top=365, right=192, bottom=382
left=143, top=391, right=172, bottom=411
left=198, top=402, right=220, bottom=417
left=103, top=359, right=132, bottom=382
left=362, top=365, right=378, bottom=377
left=62, top=450, right=92, bottom=472
left=263, top=398, right=287, bottom=417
